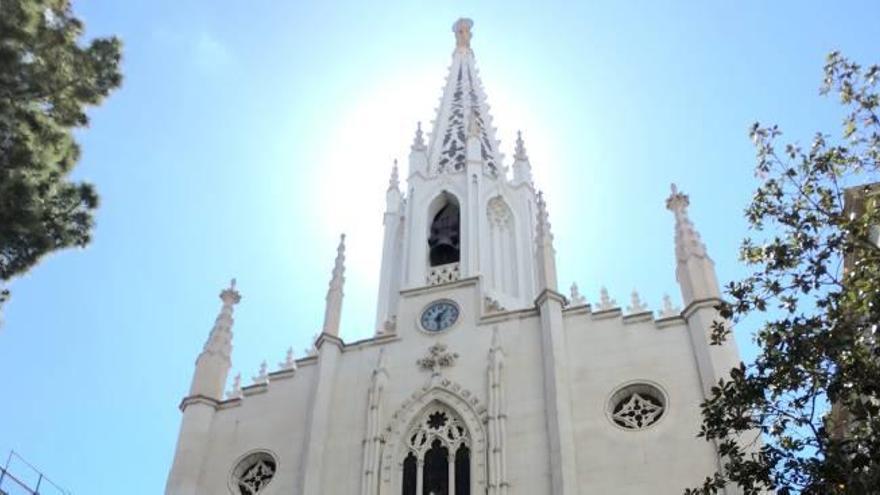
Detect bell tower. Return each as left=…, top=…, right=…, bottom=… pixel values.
left=374, top=18, right=540, bottom=332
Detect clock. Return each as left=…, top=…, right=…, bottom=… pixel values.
left=420, top=300, right=460, bottom=332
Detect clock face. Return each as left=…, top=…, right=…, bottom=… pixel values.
left=420, top=301, right=460, bottom=332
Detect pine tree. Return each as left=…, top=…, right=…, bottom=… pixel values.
left=0, top=0, right=122, bottom=309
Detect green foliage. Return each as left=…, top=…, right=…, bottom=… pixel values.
left=687, top=53, right=880, bottom=494
left=0, top=0, right=122, bottom=307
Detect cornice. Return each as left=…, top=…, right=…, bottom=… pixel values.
left=179, top=394, right=220, bottom=412
left=682, top=297, right=724, bottom=319
left=400, top=276, right=480, bottom=297
left=534, top=288, right=566, bottom=307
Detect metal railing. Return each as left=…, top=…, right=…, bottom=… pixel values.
left=0, top=451, right=71, bottom=495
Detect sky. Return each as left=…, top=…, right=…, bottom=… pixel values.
left=1, top=0, right=879, bottom=493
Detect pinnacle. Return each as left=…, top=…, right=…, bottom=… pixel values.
left=220, top=277, right=241, bottom=306
left=515, top=130, right=528, bottom=161
left=666, top=182, right=690, bottom=211
left=389, top=160, right=400, bottom=190
left=411, top=122, right=426, bottom=151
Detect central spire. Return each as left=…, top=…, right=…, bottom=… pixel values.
left=427, top=18, right=502, bottom=177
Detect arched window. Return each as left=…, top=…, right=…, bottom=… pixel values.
left=428, top=194, right=461, bottom=267
left=401, top=404, right=470, bottom=495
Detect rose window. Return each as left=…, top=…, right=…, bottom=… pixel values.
left=231, top=451, right=277, bottom=495
left=608, top=383, right=667, bottom=430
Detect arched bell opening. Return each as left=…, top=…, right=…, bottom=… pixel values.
left=427, top=193, right=461, bottom=267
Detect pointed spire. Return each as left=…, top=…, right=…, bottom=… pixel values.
left=388, top=160, right=399, bottom=190
left=512, top=130, right=534, bottom=185
left=189, top=279, right=241, bottom=399
left=627, top=289, right=648, bottom=314
left=252, top=360, right=268, bottom=384
left=666, top=183, right=709, bottom=261
left=596, top=286, right=617, bottom=311
left=535, top=191, right=559, bottom=292
left=226, top=373, right=242, bottom=399
left=279, top=347, right=297, bottom=371
left=411, top=121, right=426, bottom=151
left=666, top=183, right=720, bottom=303
left=428, top=18, right=501, bottom=176
left=408, top=121, right=429, bottom=176
left=569, top=282, right=587, bottom=306
left=515, top=130, right=528, bottom=161
left=658, top=293, right=681, bottom=318
left=322, top=234, right=346, bottom=336
left=200, top=278, right=241, bottom=360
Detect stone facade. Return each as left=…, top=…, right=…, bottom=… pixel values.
left=165, top=18, right=743, bottom=495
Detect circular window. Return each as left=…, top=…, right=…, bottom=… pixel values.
left=230, top=451, right=277, bottom=495
left=607, top=382, right=667, bottom=430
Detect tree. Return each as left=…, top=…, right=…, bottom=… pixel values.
left=0, top=0, right=122, bottom=309
left=687, top=53, right=880, bottom=494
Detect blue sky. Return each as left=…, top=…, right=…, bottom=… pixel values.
left=1, top=1, right=878, bottom=493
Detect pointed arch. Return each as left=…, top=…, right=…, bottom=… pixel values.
left=379, top=382, right=487, bottom=495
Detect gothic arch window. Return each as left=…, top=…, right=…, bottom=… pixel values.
left=401, top=403, right=471, bottom=495
left=229, top=451, right=277, bottom=495
left=427, top=192, right=461, bottom=268
left=487, top=196, right=518, bottom=296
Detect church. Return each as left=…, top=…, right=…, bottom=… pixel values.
left=165, top=18, right=743, bottom=495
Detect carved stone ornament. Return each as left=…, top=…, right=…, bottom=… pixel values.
left=416, top=343, right=459, bottom=374
left=612, top=393, right=664, bottom=430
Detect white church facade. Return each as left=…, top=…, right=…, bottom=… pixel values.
left=165, top=18, right=743, bottom=495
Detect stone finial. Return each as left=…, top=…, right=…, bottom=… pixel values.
left=515, top=130, right=528, bottom=161
left=200, top=279, right=242, bottom=360
left=658, top=293, right=681, bottom=318
left=666, top=183, right=708, bottom=261
left=220, top=278, right=242, bottom=306
left=596, top=286, right=618, bottom=311
left=322, top=234, right=346, bottom=336
left=226, top=373, right=243, bottom=399
left=569, top=282, right=587, bottom=306
left=535, top=191, right=559, bottom=292
left=666, top=182, right=720, bottom=304
left=452, top=18, right=474, bottom=52
left=536, top=191, right=552, bottom=238
left=279, top=347, right=297, bottom=371
left=411, top=121, right=426, bottom=151
left=252, top=361, right=268, bottom=384
left=665, top=183, right=689, bottom=211
left=388, top=160, right=399, bottom=190
left=627, top=289, right=649, bottom=314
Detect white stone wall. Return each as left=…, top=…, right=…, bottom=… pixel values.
left=183, top=278, right=722, bottom=494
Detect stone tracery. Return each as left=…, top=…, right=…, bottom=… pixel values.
left=402, top=403, right=471, bottom=495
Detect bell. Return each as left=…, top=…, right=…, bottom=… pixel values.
left=428, top=203, right=460, bottom=266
